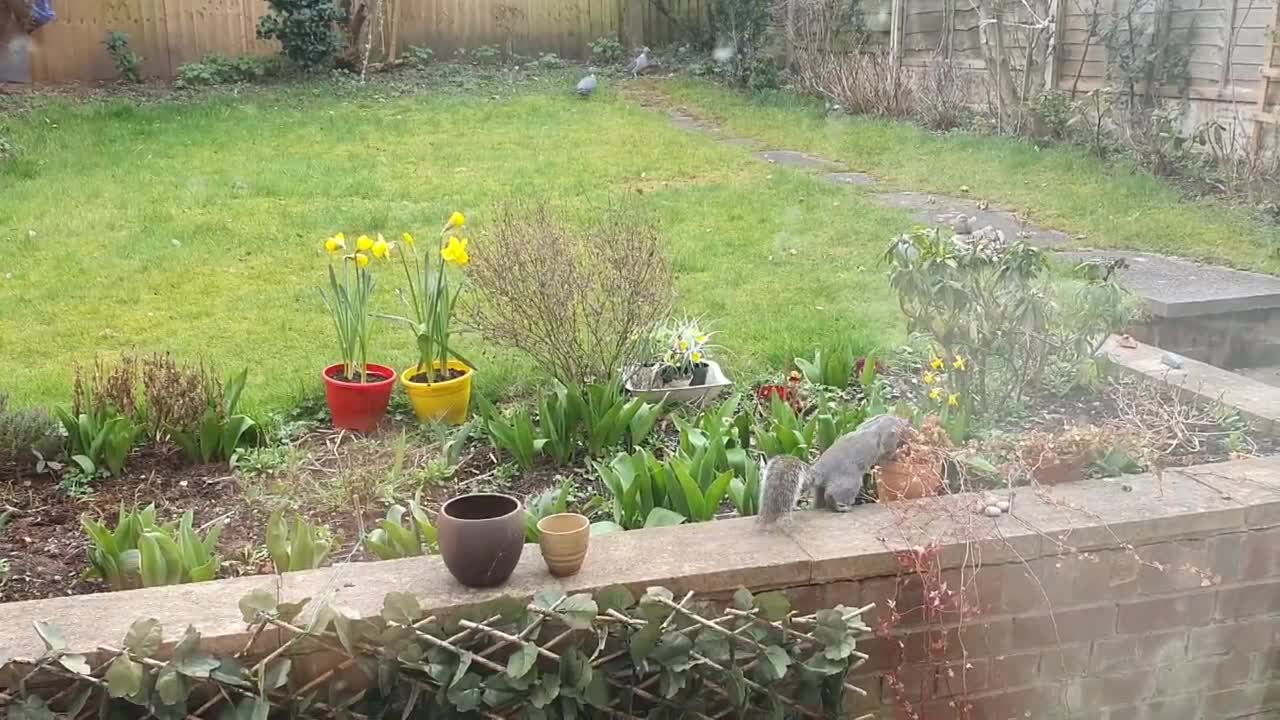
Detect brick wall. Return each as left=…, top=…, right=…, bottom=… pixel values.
left=1134, top=308, right=1280, bottom=371
left=780, top=531, right=1280, bottom=719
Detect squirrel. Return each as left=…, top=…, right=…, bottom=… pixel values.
left=756, top=414, right=913, bottom=527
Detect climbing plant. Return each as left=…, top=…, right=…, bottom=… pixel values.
left=4, top=586, right=875, bottom=720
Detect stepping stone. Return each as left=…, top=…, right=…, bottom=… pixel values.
left=874, top=191, right=1070, bottom=248
left=756, top=150, right=844, bottom=171
left=823, top=172, right=877, bottom=186
left=667, top=112, right=719, bottom=134
left=1056, top=250, right=1280, bottom=318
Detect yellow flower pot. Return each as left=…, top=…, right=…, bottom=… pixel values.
left=400, top=361, right=474, bottom=425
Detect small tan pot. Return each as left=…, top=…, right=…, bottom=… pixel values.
left=537, top=513, right=591, bottom=577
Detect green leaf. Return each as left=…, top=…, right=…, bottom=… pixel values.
left=33, top=621, right=67, bottom=653
left=642, top=507, right=686, bottom=528
left=589, top=520, right=625, bottom=536
left=381, top=591, right=423, bottom=625
left=694, top=629, right=732, bottom=663
left=530, top=672, right=561, bottom=709
left=594, top=585, right=636, bottom=614
left=560, top=647, right=593, bottom=692
left=732, top=587, right=754, bottom=611
left=629, top=622, right=661, bottom=666
left=239, top=589, right=276, bottom=623
left=105, top=655, right=143, bottom=698
left=447, top=673, right=484, bottom=713
left=760, top=645, right=791, bottom=681
left=123, top=618, right=163, bottom=659
left=650, top=632, right=693, bottom=667
left=754, top=591, right=792, bottom=622
left=803, top=653, right=849, bottom=676
left=557, top=593, right=598, bottom=630
left=266, top=511, right=289, bottom=572
left=155, top=665, right=186, bottom=706
left=261, top=658, right=291, bottom=690
left=584, top=670, right=610, bottom=708
left=58, top=654, right=91, bottom=676
left=506, top=643, right=538, bottom=680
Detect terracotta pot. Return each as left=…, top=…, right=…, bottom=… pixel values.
left=322, top=363, right=396, bottom=432
left=1032, top=459, right=1085, bottom=486
left=536, top=512, right=590, bottom=577
left=876, top=459, right=944, bottom=501
left=436, top=493, right=525, bottom=588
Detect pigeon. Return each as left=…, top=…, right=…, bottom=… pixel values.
left=575, top=73, right=597, bottom=97
left=624, top=47, right=650, bottom=78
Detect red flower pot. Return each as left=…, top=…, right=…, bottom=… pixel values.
left=322, top=363, right=396, bottom=432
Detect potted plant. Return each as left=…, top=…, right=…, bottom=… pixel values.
left=626, top=317, right=732, bottom=404
left=384, top=212, right=475, bottom=425
left=875, top=415, right=947, bottom=501
left=319, top=233, right=396, bottom=432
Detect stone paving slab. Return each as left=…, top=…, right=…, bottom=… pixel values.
left=1058, top=250, right=1280, bottom=318
left=823, top=171, right=878, bottom=186
left=757, top=150, right=845, bottom=171
left=875, top=191, right=1071, bottom=248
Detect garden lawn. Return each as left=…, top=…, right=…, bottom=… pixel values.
left=0, top=77, right=906, bottom=412
left=661, top=80, right=1280, bottom=273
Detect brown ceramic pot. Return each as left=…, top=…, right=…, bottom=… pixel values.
left=876, top=458, right=944, bottom=501
left=536, top=513, right=590, bottom=577
left=1032, top=459, right=1085, bottom=486
left=436, top=493, right=525, bottom=588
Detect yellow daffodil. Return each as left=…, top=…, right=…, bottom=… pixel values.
left=356, top=235, right=374, bottom=252
left=354, top=252, right=370, bottom=268
left=948, top=393, right=960, bottom=407
left=922, top=371, right=937, bottom=385
left=696, top=334, right=708, bottom=343
left=402, top=232, right=415, bottom=249
left=372, top=234, right=391, bottom=259
left=953, top=355, right=967, bottom=371
left=441, top=236, right=470, bottom=266
left=679, top=340, right=689, bottom=352
left=324, top=234, right=346, bottom=255
left=929, top=387, right=943, bottom=402
left=447, top=211, right=466, bottom=229
left=930, top=355, right=945, bottom=370
left=691, top=351, right=703, bottom=363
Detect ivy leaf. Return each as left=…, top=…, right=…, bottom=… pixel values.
left=276, top=598, right=310, bottom=624
left=753, top=592, right=791, bottom=622
left=732, top=588, right=754, bottom=611
left=814, top=609, right=855, bottom=659
left=659, top=667, right=687, bottom=699
left=639, top=587, right=674, bottom=623
left=727, top=666, right=748, bottom=707
left=650, top=632, right=693, bottom=668
left=560, top=648, right=592, bottom=692
left=482, top=685, right=517, bottom=708
left=451, top=652, right=474, bottom=688
left=522, top=708, right=548, bottom=720
left=105, top=655, right=143, bottom=698
left=759, top=645, right=791, bottom=681
left=446, top=673, right=483, bottom=713
left=155, top=666, right=186, bottom=706
left=33, top=621, right=67, bottom=654
left=381, top=592, right=422, bottom=625
left=594, top=585, right=636, bottom=614
left=803, top=653, right=848, bottom=676
left=13, top=696, right=54, bottom=720
left=694, top=629, right=732, bottom=663
left=58, top=654, right=91, bottom=676
left=173, top=626, right=219, bottom=678
left=476, top=595, right=528, bottom=625
left=558, top=594, right=598, bottom=630
left=533, top=590, right=565, bottom=611
left=124, top=618, right=163, bottom=659
left=212, top=657, right=251, bottom=687
left=506, top=642, right=538, bottom=680
left=261, top=658, right=291, bottom=691
left=238, top=589, right=276, bottom=623
left=530, top=672, right=561, bottom=708
left=629, top=622, right=661, bottom=666
left=584, top=670, right=611, bottom=708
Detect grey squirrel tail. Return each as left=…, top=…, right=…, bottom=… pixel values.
left=756, top=456, right=810, bottom=527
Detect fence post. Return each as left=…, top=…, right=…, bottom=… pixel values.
left=890, top=0, right=904, bottom=70
left=1044, top=0, right=1062, bottom=89
left=622, top=0, right=645, bottom=49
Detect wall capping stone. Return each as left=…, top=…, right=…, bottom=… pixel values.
left=4, top=455, right=1280, bottom=680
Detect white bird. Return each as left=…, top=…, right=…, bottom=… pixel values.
left=575, top=72, right=597, bottom=97
left=624, top=47, right=650, bottom=78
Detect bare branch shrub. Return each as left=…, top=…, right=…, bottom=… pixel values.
left=141, top=353, right=221, bottom=438
left=466, top=201, right=675, bottom=385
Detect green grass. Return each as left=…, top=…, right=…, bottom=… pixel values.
left=0, top=76, right=904, bottom=412
left=3, top=74, right=1276, bottom=413
left=663, top=80, right=1280, bottom=272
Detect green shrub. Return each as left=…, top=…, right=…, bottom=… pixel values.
left=103, top=32, right=142, bottom=83
left=364, top=498, right=438, bottom=560
left=406, top=45, right=435, bottom=67
left=589, top=34, right=623, bottom=65
left=170, top=368, right=257, bottom=466
left=0, top=395, right=60, bottom=476
left=257, top=0, right=348, bottom=70
left=175, top=55, right=277, bottom=87
left=266, top=511, right=331, bottom=572
left=82, top=504, right=222, bottom=590
left=54, top=405, right=138, bottom=478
